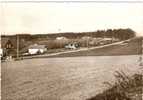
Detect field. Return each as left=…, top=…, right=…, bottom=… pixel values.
left=1, top=55, right=142, bottom=100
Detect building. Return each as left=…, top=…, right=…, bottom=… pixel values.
left=1, top=39, right=16, bottom=57
left=0, top=48, right=3, bottom=58
left=81, top=36, right=92, bottom=40
left=5, top=40, right=14, bottom=49
left=65, top=42, right=79, bottom=49
left=56, top=36, right=67, bottom=40
left=28, top=44, right=47, bottom=55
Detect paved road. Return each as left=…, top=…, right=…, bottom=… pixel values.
left=1, top=55, right=142, bottom=100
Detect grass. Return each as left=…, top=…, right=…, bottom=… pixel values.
left=2, top=56, right=141, bottom=100
left=87, top=69, right=143, bottom=100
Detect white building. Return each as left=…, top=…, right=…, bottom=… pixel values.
left=56, top=37, right=67, bottom=40
left=65, top=43, right=79, bottom=49
left=0, top=48, right=3, bottom=58
left=28, top=44, right=47, bottom=55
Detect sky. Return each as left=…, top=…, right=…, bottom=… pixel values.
left=0, top=2, right=143, bottom=36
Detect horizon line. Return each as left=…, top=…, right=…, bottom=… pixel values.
left=1, top=29, right=139, bottom=36
left=1, top=0, right=143, bottom=3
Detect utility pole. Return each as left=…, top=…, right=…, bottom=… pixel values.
left=87, top=39, right=88, bottom=48
left=87, top=37, right=89, bottom=48
left=139, top=39, right=143, bottom=66
left=17, top=34, right=19, bottom=59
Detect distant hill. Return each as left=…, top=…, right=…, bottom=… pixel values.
left=1, top=28, right=136, bottom=40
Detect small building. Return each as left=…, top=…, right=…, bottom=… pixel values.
left=102, top=38, right=112, bottom=41
left=5, top=40, right=14, bottom=49
left=0, top=48, right=3, bottom=58
left=81, top=36, right=93, bottom=40
left=65, top=42, right=79, bottom=49
left=2, top=39, right=16, bottom=57
left=99, top=38, right=113, bottom=45
left=56, top=37, right=67, bottom=40
left=28, top=44, right=47, bottom=55
left=112, top=38, right=120, bottom=42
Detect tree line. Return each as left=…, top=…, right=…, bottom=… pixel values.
left=1, top=28, right=136, bottom=41
left=29, top=28, right=136, bottom=40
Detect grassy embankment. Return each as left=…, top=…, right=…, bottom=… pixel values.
left=86, top=37, right=143, bottom=100
left=87, top=69, right=143, bottom=100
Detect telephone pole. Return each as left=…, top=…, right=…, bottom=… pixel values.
left=17, top=35, right=19, bottom=59
left=139, top=39, right=143, bottom=66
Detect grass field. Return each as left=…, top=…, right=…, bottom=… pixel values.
left=1, top=37, right=143, bottom=100
left=1, top=55, right=142, bottom=100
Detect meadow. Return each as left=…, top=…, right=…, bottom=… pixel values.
left=1, top=55, right=142, bottom=100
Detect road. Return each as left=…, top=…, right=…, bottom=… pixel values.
left=1, top=55, right=142, bottom=100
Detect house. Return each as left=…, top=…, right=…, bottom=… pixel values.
left=56, top=36, right=67, bottom=40
left=112, top=38, right=120, bottom=42
left=98, top=38, right=113, bottom=45
left=5, top=40, right=14, bottom=49
left=0, top=48, right=3, bottom=58
left=88, top=38, right=101, bottom=46
left=81, top=36, right=93, bottom=40
left=65, top=42, right=79, bottom=49
left=103, top=38, right=112, bottom=41
left=28, top=44, right=47, bottom=55
left=1, top=39, right=16, bottom=57
left=1, top=37, right=16, bottom=49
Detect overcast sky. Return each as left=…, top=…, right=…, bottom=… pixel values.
left=0, top=2, right=143, bottom=35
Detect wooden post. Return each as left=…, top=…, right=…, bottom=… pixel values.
left=87, top=39, right=88, bottom=48
left=139, top=39, right=143, bottom=66
left=17, top=35, right=19, bottom=59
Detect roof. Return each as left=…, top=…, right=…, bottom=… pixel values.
left=1, top=37, right=17, bottom=48
left=81, top=36, right=93, bottom=40
left=28, top=44, right=46, bottom=49
left=56, top=37, right=67, bottom=40
left=102, top=38, right=112, bottom=41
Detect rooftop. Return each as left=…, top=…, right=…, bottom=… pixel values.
left=28, top=44, right=46, bottom=49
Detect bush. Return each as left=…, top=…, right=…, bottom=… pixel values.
left=88, top=69, right=143, bottom=100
